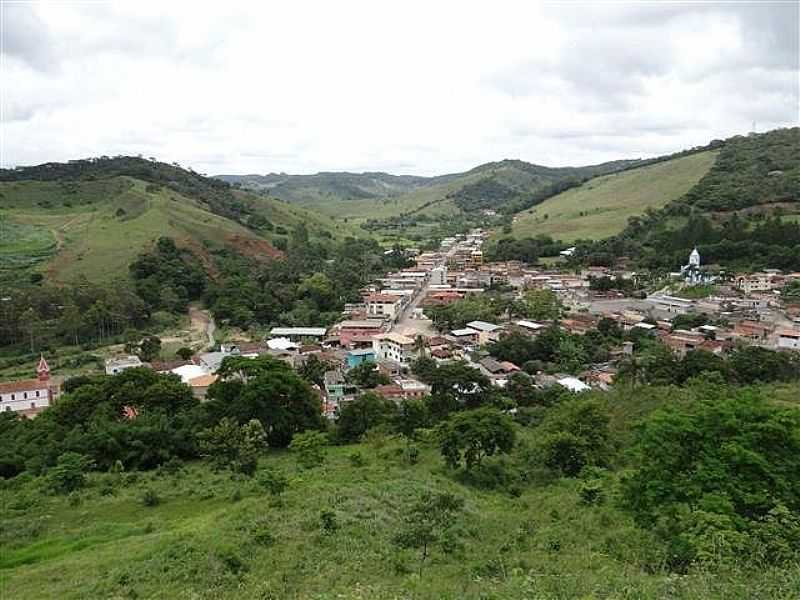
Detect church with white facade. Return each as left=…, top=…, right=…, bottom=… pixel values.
left=0, top=355, right=61, bottom=418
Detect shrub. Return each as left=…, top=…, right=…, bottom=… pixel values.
left=320, top=510, right=338, bottom=534
left=48, top=452, right=93, bottom=495
left=579, top=480, right=605, bottom=505
left=257, top=468, right=288, bottom=498
left=348, top=452, right=366, bottom=468
left=289, top=430, right=327, bottom=469
left=142, top=489, right=160, bottom=507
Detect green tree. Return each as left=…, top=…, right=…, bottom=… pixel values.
left=138, top=335, right=162, bottom=362
left=394, top=491, right=465, bottom=575
left=622, top=388, right=800, bottom=566
left=198, top=417, right=267, bottom=476
left=438, top=407, right=516, bottom=470
left=48, top=452, right=94, bottom=494
left=176, top=346, right=194, bottom=360
left=514, top=289, right=562, bottom=320
left=335, top=392, right=398, bottom=443
left=345, top=363, right=391, bottom=389
left=207, top=356, right=322, bottom=448
left=534, top=398, right=611, bottom=476
left=289, top=430, right=328, bottom=468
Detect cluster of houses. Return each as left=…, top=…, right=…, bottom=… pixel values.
left=4, top=241, right=800, bottom=419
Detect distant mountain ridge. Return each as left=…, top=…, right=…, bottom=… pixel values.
left=215, top=157, right=645, bottom=217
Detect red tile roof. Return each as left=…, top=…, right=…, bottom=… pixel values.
left=0, top=379, right=49, bottom=394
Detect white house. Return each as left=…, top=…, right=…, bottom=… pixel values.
left=372, top=332, right=417, bottom=366
left=0, top=356, right=60, bottom=417
left=365, top=293, right=404, bottom=321
left=557, top=376, right=591, bottom=393
left=105, top=355, right=144, bottom=375
left=777, top=328, right=800, bottom=350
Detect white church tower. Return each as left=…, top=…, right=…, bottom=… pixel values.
left=689, top=247, right=700, bottom=268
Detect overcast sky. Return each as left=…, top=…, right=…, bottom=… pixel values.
left=2, top=1, right=798, bottom=176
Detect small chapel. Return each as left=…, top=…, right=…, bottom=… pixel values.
left=0, top=355, right=62, bottom=418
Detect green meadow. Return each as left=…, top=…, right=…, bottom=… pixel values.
left=508, top=151, right=718, bottom=242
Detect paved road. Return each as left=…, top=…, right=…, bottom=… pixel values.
left=391, top=242, right=461, bottom=338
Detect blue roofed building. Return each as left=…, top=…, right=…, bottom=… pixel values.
left=346, top=348, right=376, bottom=370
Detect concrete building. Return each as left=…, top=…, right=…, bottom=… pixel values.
left=736, top=274, right=773, bottom=294
left=365, top=293, right=404, bottom=321
left=777, top=328, right=800, bottom=350
left=269, top=327, right=328, bottom=340
left=105, top=355, right=144, bottom=375
left=430, top=266, right=447, bottom=286
left=372, top=332, right=417, bottom=367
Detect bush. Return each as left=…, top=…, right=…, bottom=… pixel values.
left=579, top=480, right=605, bottom=505
left=142, top=489, right=161, bottom=507
left=289, top=430, right=327, bottom=469
left=257, top=468, right=288, bottom=498
left=48, top=452, right=93, bottom=495
left=348, top=451, right=366, bottom=467
left=320, top=510, right=338, bottom=534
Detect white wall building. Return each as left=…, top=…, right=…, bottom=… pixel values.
left=372, top=332, right=417, bottom=366
left=365, top=293, right=404, bottom=321
left=105, top=355, right=144, bottom=375
left=777, top=329, right=800, bottom=350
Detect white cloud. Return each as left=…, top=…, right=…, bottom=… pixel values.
left=1, top=0, right=797, bottom=176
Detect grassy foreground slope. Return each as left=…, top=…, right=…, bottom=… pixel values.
left=3, top=383, right=799, bottom=600
left=507, top=151, right=718, bottom=242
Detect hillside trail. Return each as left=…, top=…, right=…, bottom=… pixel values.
left=189, top=305, right=216, bottom=350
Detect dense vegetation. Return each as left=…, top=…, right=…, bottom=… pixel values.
left=577, top=128, right=800, bottom=270
left=2, top=356, right=799, bottom=597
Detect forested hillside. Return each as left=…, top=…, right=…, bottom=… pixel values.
left=575, top=128, right=800, bottom=270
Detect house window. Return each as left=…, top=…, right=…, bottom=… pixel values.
left=35, top=390, right=40, bottom=397
left=10, top=394, right=14, bottom=400
left=31, top=402, right=36, bottom=409
left=4, top=406, right=9, bottom=412
left=23, top=392, right=27, bottom=399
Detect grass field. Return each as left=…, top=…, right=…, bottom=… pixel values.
left=294, top=173, right=482, bottom=223
left=0, top=436, right=795, bottom=599
left=3, top=383, right=799, bottom=599
left=0, top=177, right=357, bottom=284
left=506, top=151, right=719, bottom=242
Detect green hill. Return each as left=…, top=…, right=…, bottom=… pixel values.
left=0, top=158, right=359, bottom=284
left=506, top=151, right=719, bottom=242
left=218, top=159, right=642, bottom=223
left=576, top=127, right=800, bottom=271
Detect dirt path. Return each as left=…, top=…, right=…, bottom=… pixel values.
left=189, top=306, right=216, bottom=350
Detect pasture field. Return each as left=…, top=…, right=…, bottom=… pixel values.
left=507, top=151, right=718, bottom=242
